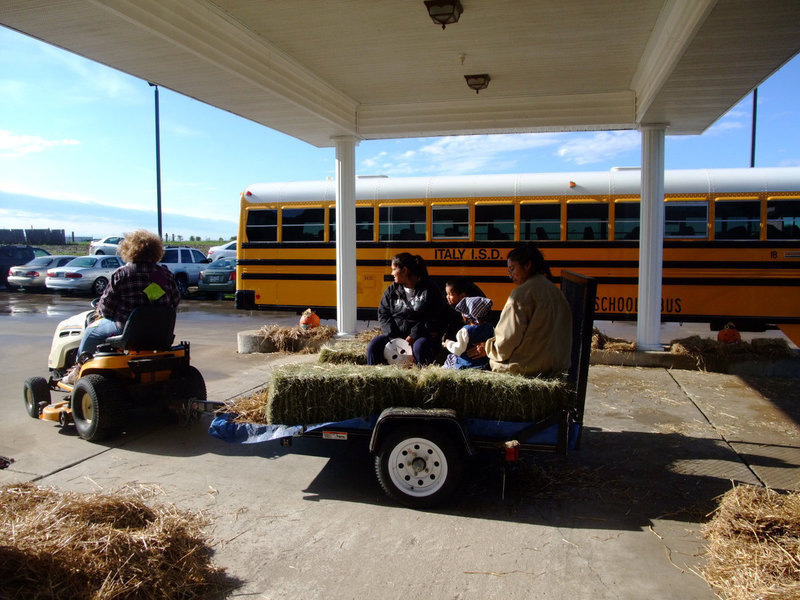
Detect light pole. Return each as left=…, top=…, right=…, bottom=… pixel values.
left=750, top=87, right=758, bottom=168
left=148, top=82, right=163, bottom=238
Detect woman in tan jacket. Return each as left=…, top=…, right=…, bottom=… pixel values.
left=470, top=243, right=572, bottom=376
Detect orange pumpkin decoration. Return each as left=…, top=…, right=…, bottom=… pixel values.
left=299, top=308, right=321, bottom=330
left=717, top=322, right=741, bottom=344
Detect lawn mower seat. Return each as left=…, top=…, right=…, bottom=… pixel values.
left=104, top=304, right=176, bottom=351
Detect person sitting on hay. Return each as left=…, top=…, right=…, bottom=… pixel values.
left=468, top=243, right=572, bottom=377
left=367, top=252, right=449, bottom=366
left=442, top=296, right=494, bottom=370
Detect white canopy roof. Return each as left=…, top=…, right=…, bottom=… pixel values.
left=2, top=0, right=799, bottom=148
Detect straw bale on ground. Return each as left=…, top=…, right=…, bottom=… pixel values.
left=591, top=328, right=637, bottom=352
left=318, top=338, right=368, bottom=364
left=228, top=363, right=571, bottom=425
left=0, top=482, right=231, bottom=600
left=670, top=336, right=796, bottom=369
left=317, top=328, right=382, bottom=364
left=258, top=324, right=336, bottom=353
left=702, top=485, right=800, bottom=600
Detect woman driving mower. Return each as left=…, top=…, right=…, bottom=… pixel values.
left=62, top=229, right=181, bottom=383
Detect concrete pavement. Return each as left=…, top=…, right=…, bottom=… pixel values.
left=1, top=292, right=798, bottom=599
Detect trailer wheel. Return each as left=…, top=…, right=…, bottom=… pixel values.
left=375, top=425, right=463, bottom=508
left=23, top=377, right=50, bottom=418
left=71, top=374, right=125, bottom=442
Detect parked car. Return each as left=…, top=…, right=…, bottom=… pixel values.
left=1, top=245, right=50, bottom=289
left=160, top=246, right=210, bottom=297
left=198, top=257, right=236, bottom=298
left=7, top=255, right=78, bottom=290
left=89, top=236, right=123, bottom=255
left=206, top=240, right=237, bottom=262
left=45, top=255, right=123, bottom=296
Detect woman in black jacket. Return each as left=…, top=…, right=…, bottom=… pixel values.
left=366, top=252, right=449, bottom=366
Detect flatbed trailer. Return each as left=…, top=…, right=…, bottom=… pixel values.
left=210, top=271, right=596, bottom=508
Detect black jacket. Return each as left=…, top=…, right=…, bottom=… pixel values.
left=378, top=279, right=449, bottom=340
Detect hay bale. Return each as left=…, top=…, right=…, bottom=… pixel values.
left=258, top=324, right=336, bottom=353
left=318, top=338, right=368, bottom=365
left=701, top=485, right=800, bottom=600
left=417, top=367, right=571, bottom=422
left=266, top=363, right=417, bottom=424
left=0, top=482, right=230, bottom=600
left=670, top=335, right=797, bottom=370
left=227, top=363, right=572, bottom=425
left=591, top=328, right=637, bottom=352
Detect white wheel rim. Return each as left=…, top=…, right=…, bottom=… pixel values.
left=79, top=391, right=93, bottom=423
left=387, top=436, right=448, bottom=498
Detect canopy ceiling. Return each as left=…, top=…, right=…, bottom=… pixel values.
left=2, top=0, right=799, bottom=148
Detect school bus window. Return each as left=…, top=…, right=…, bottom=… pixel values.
left=282, top=207, right=325, bottom=242
left=766, top=199, right=800, bottom=239
left=245, top=209, right=278, bottom=242
left=614, top=202, right=640, bottom=240
left=379, top=205, right=426, bottom=241
left=520, top=203, right=560, bottom=240
left=432, top=205, right=469, bottom=239
left=567, top=203, right=608, bottom=240
left=329, top=207, right=375, bottom=242
left=475, top=204, right=513, bottom=241
left=666, top=201, right=707, bottom=238
left=715, top=200, right=760, bottom=240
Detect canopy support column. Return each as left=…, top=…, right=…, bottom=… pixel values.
left=333, top=136, right=360, bottom=335
left=637, top=124, right=667, bottom=350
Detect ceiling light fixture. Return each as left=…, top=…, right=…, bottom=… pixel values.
left=424, top=0, right=463, bottom=29
left=464, top=74, right=491, bottom=94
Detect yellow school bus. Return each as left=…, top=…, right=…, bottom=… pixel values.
left=235, top=167, right=800, bottom=346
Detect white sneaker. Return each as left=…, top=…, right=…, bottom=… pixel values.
left=62, top=366, right=79, bottom=385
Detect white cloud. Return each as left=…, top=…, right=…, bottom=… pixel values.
left=0, top=129, right=80, bottom=158
left=40, top=44, right=139, bottom=100
left=360, top=133, right=564, bottom=175
left=555, top=131, right=640, bottom=165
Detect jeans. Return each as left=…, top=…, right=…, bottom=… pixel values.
left=366, top=333, right=440, bottom=366
left=77, top=317, right=122, bottom=357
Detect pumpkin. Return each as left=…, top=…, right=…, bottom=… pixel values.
left=299, top=308, right=321, bottom=330
left=717, top=323, right=741, bottom=344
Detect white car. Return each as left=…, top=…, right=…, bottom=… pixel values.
left=89, top=236, right=123, bottom=255
left=7, top=255, right=78, bottom=289
left=46, top=255, right=123, bottom=296
left=206, top=240, right=237, bottom=261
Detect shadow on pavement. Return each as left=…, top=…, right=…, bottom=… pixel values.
left=740, top=375, right=800, bottom=428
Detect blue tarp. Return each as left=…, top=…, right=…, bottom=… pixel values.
left=209, top=413, right=579, bottom=450
left=209, top=414, right=377, bottom=444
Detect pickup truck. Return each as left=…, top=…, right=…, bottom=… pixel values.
left=160, top=246, right=210, bottom=297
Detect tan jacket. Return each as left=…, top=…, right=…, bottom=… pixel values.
left=485, top=274, right=572, bottom=376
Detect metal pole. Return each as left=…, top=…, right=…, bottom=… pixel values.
left=149, top=82, right=163, bottom=237
left=750, top=87, right=758, bottom=168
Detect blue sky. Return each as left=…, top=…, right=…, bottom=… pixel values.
left=1, top=25, right=799, bottom=241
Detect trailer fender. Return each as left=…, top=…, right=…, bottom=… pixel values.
left=369, top=407, right=473, bottom=456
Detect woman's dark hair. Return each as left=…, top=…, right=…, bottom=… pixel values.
left=392, top=252, right=429, bottom=279
left=507, top=243, right=552, bottom=280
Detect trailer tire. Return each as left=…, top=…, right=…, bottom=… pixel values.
left=23, top=377, right=50, bottom=418
left=375, top=425, right=463, bottom=508
left=72, top=374, right=126, bottom=442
